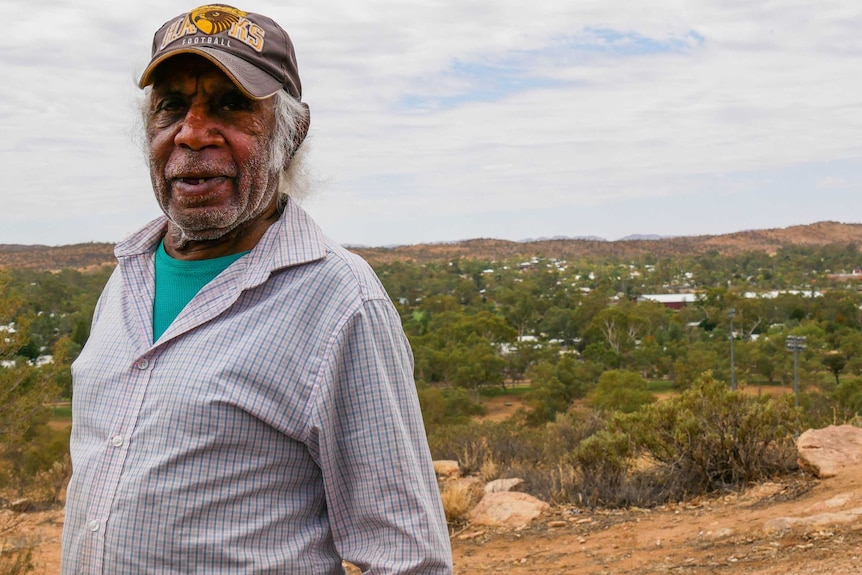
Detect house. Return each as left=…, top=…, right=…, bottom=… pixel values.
left=637, top=293, right=699, bottom=310
left=826, top=269, right=862, bottom=281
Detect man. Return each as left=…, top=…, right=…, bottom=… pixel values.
left=61, top=4, right=452, bottom=573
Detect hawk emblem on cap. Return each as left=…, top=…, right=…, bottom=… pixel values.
left=190, top=4, right=246, bottom=35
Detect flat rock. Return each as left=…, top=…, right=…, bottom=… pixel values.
left=467, top=492, right=549, bottom=527
left=484, top=478, right=523, bottom=494
left=797, top=425, right=862, bottom=478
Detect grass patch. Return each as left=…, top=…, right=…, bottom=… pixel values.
left=477, top=385, right=530, bottom=398
left=645, top=380, right=675, bottom=392
left=51, top=404, right=72, bottom=421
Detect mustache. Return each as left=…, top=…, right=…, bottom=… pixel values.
left=162, top=153, right=237, bottom=179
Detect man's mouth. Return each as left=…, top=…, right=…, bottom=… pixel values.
left=176, top=176, right=227, bottom=185
left=169, top=176, right=232, bottom=204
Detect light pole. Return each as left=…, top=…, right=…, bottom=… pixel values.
left=727, top=308, right=736, bottom=391
left=786, top=335, right=807, bottom=408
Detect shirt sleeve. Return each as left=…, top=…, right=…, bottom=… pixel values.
left=309, top=297, right=453, bottom=574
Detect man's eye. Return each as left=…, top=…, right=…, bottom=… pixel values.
left=220, top=94, right=253, bottom=111
left=155, top=98, right=186, bottom=113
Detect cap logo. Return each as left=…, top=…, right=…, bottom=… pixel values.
left=191, top=5, right=244, bottom=34
left=159, top=4, right=266, bottom=53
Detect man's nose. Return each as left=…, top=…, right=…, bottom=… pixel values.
left=174, top=104, right=224, bottom=150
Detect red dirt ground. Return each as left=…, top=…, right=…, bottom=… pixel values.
left=6, top=469, right=862, bottom=574
left=7, top=389, right=861, bottom=574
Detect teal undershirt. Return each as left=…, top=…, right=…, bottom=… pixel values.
left=153, top=240, right=249, bottom=341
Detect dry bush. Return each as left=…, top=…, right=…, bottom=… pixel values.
left=501, top=462, right=580, bottom=506
left=428, top=374, right=804, bottom=509
left=428, top=412, right=613, bottom=504
left=427, top=421, right=546, bottom=474
left=440, top=481, right=481, bottom=524
left=28, top=455, right=71, bottom=505
left=479, top=457, right=499, bottom=482
left=0, top=547, right=32, bottom=575
left=0, top=513, right=34, bottom=575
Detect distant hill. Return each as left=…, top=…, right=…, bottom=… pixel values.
left=0, top=242, right=117, bottom=271
left=353, top=221, right=862, bottom=266
left=1, top=221, right=861, bottom=271
left=617, top=234, right=669, bottom=241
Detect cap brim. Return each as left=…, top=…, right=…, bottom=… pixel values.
left=138, top=47, right=281, bottom=100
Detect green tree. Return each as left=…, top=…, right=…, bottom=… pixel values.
left=522, top=356, right=600, bottom=424
left=673, top=345, right=721, bottom=389
left=0, top=274, right=63, bottom=499
left=838, top=330, right=862, bottom=376
left=751, top=336, right=783, bottom=385
left=586, top=370, right=655, bottom=414
left=822, top=351, right=847, bottom=387
left=831, top=376, right=862, bottom=419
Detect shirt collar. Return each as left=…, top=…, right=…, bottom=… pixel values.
left=114, top=197, right=329, bottom=273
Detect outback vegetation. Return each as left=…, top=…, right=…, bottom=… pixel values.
left=382, top=241, right=862, bottom=521
left=2, top=229, right=862, bottom=571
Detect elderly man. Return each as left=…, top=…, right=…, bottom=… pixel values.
left=60, top=4, right=452, bottom=574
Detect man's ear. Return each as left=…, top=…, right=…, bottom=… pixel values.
left=289, top=102, right=311, bottom=161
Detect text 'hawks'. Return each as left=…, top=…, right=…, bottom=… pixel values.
left=160, top=15, right=265, bottom=53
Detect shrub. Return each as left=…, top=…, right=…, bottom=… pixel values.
left=0, top=547, right=33, bottom=575
left=0, top=514, right=34, bottom=575
left=439, top=480, right=482, bottom=524
left=427, top=412, right=610, bottom=504
left=417, top=385, right=485, bottom=430
left=616, top=372, right=802, bottom=498
left=586, top=370, right=655, bottom=414
left=428, top=373, right=804, bottom=509
left=0, top=412, right=71, bottom=504
left=572, top=431, right=632, bottom=505
left=427, top=421, right=545, bottom=474
left=522, top=357, right=600, bottom=425
left=831, top=376, right=862, bottom=420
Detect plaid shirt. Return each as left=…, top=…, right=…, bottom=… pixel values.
left=61, top=200, right=452, bottom=574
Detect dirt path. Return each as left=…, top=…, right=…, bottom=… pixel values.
left=451, top=470, right=862, bottom=574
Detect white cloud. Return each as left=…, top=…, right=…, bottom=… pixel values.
left=0, top=0, right=860, bottom=246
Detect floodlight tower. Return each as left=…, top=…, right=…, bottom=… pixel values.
left=727, top=308, right=736, bottom=391
left=786, top=335, right=807, bottom=408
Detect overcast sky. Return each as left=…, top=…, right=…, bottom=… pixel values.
left=2, top=1, right=861, bottom=247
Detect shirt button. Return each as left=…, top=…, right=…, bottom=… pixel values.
left=110, top=434, right=124, bottom=447
left=87, top=519, right=100, bottom=532
left=136, top=359, right=149, bottom=370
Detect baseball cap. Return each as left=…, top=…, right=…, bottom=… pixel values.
left=139, top=4, right=302, bottom=100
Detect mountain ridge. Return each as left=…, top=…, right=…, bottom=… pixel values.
left=1, top=221, right=861, bottom=270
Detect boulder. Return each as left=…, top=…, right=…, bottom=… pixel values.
left=484, top=478, right=524, bottom=494
left=467, top=491, right=549, bottom=527
left=433, top=460, right=461, bottom=479
left=797, top=425, right=862, bottom=478
left=447, top=476, right=483, bottom=493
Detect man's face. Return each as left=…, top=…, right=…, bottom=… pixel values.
left=146, top=55, right=279, bottom=243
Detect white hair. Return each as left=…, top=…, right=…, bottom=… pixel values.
left=271, top=90, right=312, bottom=205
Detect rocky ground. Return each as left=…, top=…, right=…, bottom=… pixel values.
left=450, top=472, right=862, bottom=574
left=445, top=421, right=862, bottom=574
left=4, top=403, right=862, bottom=574
left=4, top=467, right=861, bottom=574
